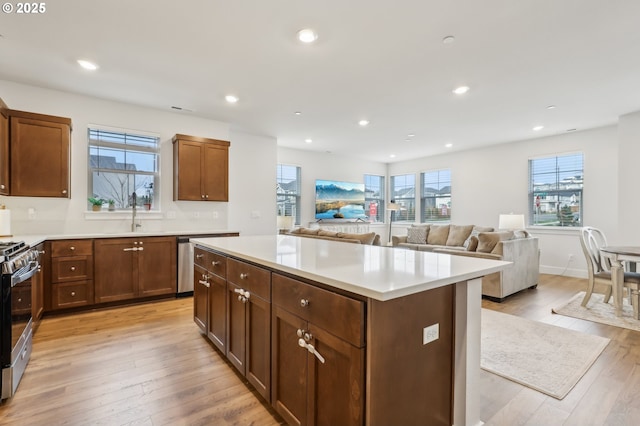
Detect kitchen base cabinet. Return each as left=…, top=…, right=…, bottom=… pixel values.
left=193, top=264, right=209, bottom=333
left=226, top=258, right=271, bottom=401
left=194, top=247, right=228, bottom=353
left=95, top=237, right=176, bottom=304
left=47, top=239, right=94, bottom=311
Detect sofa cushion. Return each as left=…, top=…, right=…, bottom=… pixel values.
left=427, top=225, right=450, bottom=245
left=466, top=235, right=479, bottom=252
left=318, top=230, right=339, bottom=238
left=463, top=226, right=494, bottom=249
left=477, top=231, right=514, bottom=253
left=407, top=226, right=428, bottom=244
left=446, top=225, right=474, bottom=247
left=337, top=232, right=376, bottom=245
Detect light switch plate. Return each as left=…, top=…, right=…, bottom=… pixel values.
left=423, top=323, right=439, bottom=345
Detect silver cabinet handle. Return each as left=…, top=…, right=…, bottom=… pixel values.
left=300, top=298, right=309, bottom=307
left=198, top=280, right=210, bottom=288
left=196, top=254, right=204, bottom=259
left=298, top=338, right=325, bottom=363
left=123, top=247, right=137, bottom=251
left=212, top=260, right=220, bottom=266
left=137, top=247, right=144, bottom=251
left=239, top=273, right=248, bottom=280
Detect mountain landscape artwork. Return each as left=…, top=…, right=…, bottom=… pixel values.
left=315, top=180, right=367, bottom=220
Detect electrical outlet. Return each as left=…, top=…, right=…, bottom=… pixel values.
left=423, top=323, right=439, bottom=345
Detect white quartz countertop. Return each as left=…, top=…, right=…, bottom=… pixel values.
left=191, top=235, right=511, bottom=301
left=1, top=230, right=238, bottom=248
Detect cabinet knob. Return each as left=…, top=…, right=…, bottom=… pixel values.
left=240, top=273, right=248, bottom=280
left=62, top=189, right=68, bottom=194
left=201, top=195, right=205, bottom=199
left=205, top=194, right=209, bottom=199
left=71, top=291, right=76, bottom=296
left=139, top=242, right=143, bottom=245
left=300, top=298, right=310, bottom=307
left=70, top=246, right=75, bottom=251
left=0, top=184, right=4, bottom=189
left=70, top=266, right=76, bottom=271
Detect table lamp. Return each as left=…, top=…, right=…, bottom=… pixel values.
left=498, top=213, right=525, bottom=231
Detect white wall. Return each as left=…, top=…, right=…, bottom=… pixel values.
left=277, top=147, right=387, bottom=230
left=0, top=80, right=276, bottom=236
left=617, top=110, right=640, bottom=245
left=388, top=125, right=619, bottom=277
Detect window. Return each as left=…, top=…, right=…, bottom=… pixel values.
left=88, top=127, right=160, bottom=210
left=529, top=153, right=583, bottom=227
left=420, top=169, right=451, bottom=222
left=364, top=174, right=385, bottom=223
left=390, top=174, right=415, bottom=222
left=276, top=164, right=301, bottom=225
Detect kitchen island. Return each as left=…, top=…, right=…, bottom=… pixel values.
left=192, top=235, right=510, bottom=426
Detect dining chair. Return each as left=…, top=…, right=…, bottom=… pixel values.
left=579, top=226, right=640, bottom=308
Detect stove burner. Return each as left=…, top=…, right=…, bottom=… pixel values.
left=0, top=241, right=27, bottom=259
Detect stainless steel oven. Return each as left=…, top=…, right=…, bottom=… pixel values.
left=1, top=241, right=39, bottom=401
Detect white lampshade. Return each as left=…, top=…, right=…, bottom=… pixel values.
left=277, top=216, right=294, bottom=230
left=386, top=202, right=401, bottom=211
left=498, top=214, right=525, bottom=230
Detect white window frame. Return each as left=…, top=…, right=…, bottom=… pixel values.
left=420, top=169, right=451, bottom=223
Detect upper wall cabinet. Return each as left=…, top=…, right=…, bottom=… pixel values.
left=0, top=98, right=9, bottom=196
left=173, top=134, right=230, bottom=202
left=9, top=109, right=72, bottom=198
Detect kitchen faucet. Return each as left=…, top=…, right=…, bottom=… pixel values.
left=131, top=191, right=141, bottom=232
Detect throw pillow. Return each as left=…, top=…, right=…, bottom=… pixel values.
left=463, top=226, right=495, bottom=248
left=337, top=232, right=376, bottom=245
left=446, top=225, right=474, bottom=246
left=407, top=226, right=428, bottom=244
left=427, top=225, right=450, bottom=245
left=476, top=231, right=514, bottom=253
left=466, top=236, right=479, bottom=252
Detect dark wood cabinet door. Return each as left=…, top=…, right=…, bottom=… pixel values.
left=306, top=324, right=364, bottom=426
left=94, top=238, right=137, bottom=303
left=31, top=243, right=45, bottom=328
left=203, top=143, right=228, bottom=201
left=137, top=236, right=176, bottom=297
left=174, top=140, right=204, bottom=201
left=271, top=305, right=308, bottom=426
left=10, top=115, right=70, bottom=197
left=207, top=273, right=227, bottom=353
left=227, top=281, right=247, bottom=373
left=193, top=264, right=208, bottom=334
left=246, top=292, right=271, bottom=401
left=0, top=100, right=8, bottom=195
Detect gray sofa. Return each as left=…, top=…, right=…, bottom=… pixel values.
left=283, top=227, right=381, bottom=245
left=392, top=224, right=539, bottom=301
left=435, top=231, right=540, bottom=301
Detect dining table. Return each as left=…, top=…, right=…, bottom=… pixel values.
left=601, top=246, right=640, bottom=319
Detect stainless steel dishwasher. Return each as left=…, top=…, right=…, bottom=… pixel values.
left=177, top=236, right=194, bottom=296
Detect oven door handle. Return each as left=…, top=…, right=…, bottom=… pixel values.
left=11, top=261, right=40, bottom=287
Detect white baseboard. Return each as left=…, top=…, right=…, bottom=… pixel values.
left=540, top=265, right=587, bottom=279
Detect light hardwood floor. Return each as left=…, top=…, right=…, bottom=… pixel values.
left=0, top=274, right=638, bottom=425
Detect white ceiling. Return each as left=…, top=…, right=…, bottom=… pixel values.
left=1, top=0, right=639, bottom=163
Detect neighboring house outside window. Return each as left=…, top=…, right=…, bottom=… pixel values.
left=420, top=169, right=451, bottom=222
left=390, top=174, right=415, bottom=222
left=88, top=127, right=160, bottom=210
left=364, top=174, right=385, bottom=223
left=277, top=164, right=301, bottom=225
left=529, top=152, right=583, bottom=227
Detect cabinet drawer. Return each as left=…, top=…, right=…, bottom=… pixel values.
left=51, top=281, right=93, bottom=309
left=272, top=273, right=364, bottom=347
left=195, top=247, right=226, bottom=278
left=52, top=256, right=93, bottom=282
left=227, top=258, right=270, bottom=300
left=51, top=240, right=93, bottom=257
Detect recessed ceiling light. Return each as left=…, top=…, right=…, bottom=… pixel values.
left=453, top=86, right=469, bottom=95
left=305, top=139, right=312, bottom=144
left=77, top=59, right=98, bottom=71
left=442, top=35, right=455, bottom=44
left=297, top=29, right=318, bottom=43
left=546, top=105, right=557, bottom=110
left=358, top=120, right=369, bottom=127
left=225, top=95, right=239, bottom=103
left=445, top=143, right=453, bottom=148
left=407, top=133, right=415, bottom=138
left=533, top=125, right=544, bottom=131
left=390, top=154, right=396, bottom=158
left=294, top=111, right=302, bottom=115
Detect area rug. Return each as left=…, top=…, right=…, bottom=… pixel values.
left=481, top=309, right=610, bottom=399
left=552, top=291, right=640, bottom=332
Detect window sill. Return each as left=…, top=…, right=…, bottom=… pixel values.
left=84, top=210, right=164, bottom=220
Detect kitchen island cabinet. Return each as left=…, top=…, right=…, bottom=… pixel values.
left=192, top=235, right=510, bottom=426
left=94, top=236, right=176, bottom=304
left=193, top=247, right=227, bottom=352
